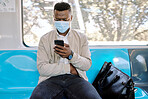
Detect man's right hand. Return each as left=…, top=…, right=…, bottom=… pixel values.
left=70, top=63, right=78, bottom=75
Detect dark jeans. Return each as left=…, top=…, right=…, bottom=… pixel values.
left=30, top=74, right=101, bottom=99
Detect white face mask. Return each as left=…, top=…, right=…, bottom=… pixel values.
left=54, top=21, right=70, bottom=33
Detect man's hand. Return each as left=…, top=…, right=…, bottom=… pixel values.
left=54, top=43, right=71, bottom=58
left=70, top=63, right=78, bottom=75
left=54, top=44, right=78, bottom=75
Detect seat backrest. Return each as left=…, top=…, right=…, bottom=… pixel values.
left=129, top=49, right=148, bottom=82
left=87, top=49, right=131, bottom=83
left=0, top=49, right=131, bottom=88
left=0, top=50, right=39, bottom=89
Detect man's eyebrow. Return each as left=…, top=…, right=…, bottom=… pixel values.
left=55, top=18, right=69, bottom=20
left=56, top=18, right=67, bottom=19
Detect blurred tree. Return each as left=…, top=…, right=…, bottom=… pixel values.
left=23, top=0, right=79, bottom=46
left=79, top=0, right=148, bottom=41
left=23, top=0, right=56, bottom=45
left=23, top=0, right=148, bottom=46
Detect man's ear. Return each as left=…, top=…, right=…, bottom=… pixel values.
left=70, top=15, right=73, bottom=21
left=53, top=15, right=55, bottom=20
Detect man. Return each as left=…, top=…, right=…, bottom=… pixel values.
left=30, top=2, right=101, bottom=99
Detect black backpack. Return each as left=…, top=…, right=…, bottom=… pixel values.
left=93, top=62, right=135, bottom=99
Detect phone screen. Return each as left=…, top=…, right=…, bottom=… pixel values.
left=54, top=40, right=64, bottom=46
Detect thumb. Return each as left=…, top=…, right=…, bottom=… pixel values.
left=64, top=43, right=69, bottom=47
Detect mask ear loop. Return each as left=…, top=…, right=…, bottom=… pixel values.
left=69, top=15, right=73, bottom=29
left=53, top=15, right=57, bottom=30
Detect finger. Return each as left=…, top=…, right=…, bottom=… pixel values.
left=54, top=47, right=66, bottom=54
left=55, top=45, right=64, bottom=49
left=54, top=47, right=65, bottom=51
left=54, top=50, right=64, bottom=55
left=54, top=50, right=67, bottom=58
left=55, top=46, right=68, bottom=52
left=54, top=48, right=66, bottom=53
left=64, top=43, right=69, bottom=47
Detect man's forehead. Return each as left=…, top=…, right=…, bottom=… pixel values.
left=54, top=10, right=70, bottom=16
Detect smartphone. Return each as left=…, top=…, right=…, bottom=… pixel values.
left=54, top=40, right=64, bottom=46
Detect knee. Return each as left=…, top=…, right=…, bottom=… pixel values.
left=30, top=91, right=44, bottom=99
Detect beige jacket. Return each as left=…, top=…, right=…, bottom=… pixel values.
left=37, top=29, right=92, bottom=84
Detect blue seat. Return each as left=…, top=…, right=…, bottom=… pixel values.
left=0, top=50, right=39, bottom=99
left=0, top=49, right=131, bottom=99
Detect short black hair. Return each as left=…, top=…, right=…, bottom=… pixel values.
left=54, top=2, right=71, bottom=12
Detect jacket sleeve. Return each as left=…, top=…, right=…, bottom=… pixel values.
left=69, top=34, right=92, bottom=71
left=37, top=36, right=70, bottom=77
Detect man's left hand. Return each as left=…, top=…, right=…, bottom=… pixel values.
left=54, top=43, right=71, bottom=58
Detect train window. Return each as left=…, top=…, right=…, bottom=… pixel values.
left=23, top=0, right=148, bottom=46
left=129, top=49, right=148, bottom=85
